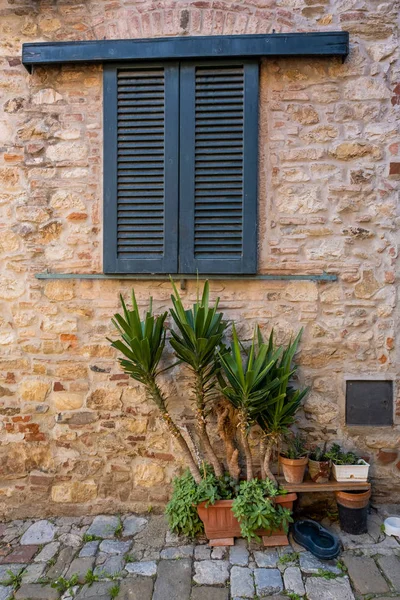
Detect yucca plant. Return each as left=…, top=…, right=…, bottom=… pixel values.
left=218, top=324, right=283, bottom=481
left=169, top=279, right=226, bottom=477
left=109, top=290, right=201, bottom=483
left=256, top=329, right=308, bottom=483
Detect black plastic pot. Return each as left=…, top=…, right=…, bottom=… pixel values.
left=335, top=490, right=370, bottom=535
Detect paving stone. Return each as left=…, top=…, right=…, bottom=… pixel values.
left=230, top=545, right=249, bottom=566
left=134, top=516, right=168, bottom=551
left=34, top=542, right=60, bottom=562
left=1, top=546, right=39, bottom=564
left=116, top=576, right=154, bottom=600
left=15, top=584, right=60, bottom=599
left=194, top=546, right=211, bottom=560
left=58, top=533, right=82, bottom=548
left=21, top=562, right=46, bottom=583
left=254, top=568, right=283, bottom=596
left=153, top=559, right=192, bottom=600
left=253, top=550, right=278, bottom=568
left=65, top=556, right=95, bottom=584
left=191, top=587, right=229, bottom=600
left=165, top=531, right=190, bottom=546
left=305, top=576, right=355, bottom=600
left=61, top=585, right=79, bottom=600
left=0, top=586, right=13, bottom=600
left=46, top=547, right=75, bottom=579
left=94, top=555, right=124, bottom=577
left=231, top=566, right=255, bottom=598
left=20, top=521, right=57, bottom=545
left=125, top=561, right=157, bottom=576
left=86, top=516, right=120, bottom=539
left=211, top=546, right=227, bottom=559
left=193, top=560, right=230, bottom=585
left=358, top=537, right=400, bottom=556
left=79, top=541, right=100, bottom=557
left=123, top=517, right=148, bottom=537
left=0, top=564, right=26, bottom=581
left=160, top=545, right=193, bottom=559
left=99, top=540, right=131, bottom=555
left=377, top=554, right=400, bottom=590
left=283, top=566, right=305, bottom=596
left=75, top=581, right=114, bottom=599
left=299, top=551, right=341, bottom=574
left=342, top=555, right=389, bottom=594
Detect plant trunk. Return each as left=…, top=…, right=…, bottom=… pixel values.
left=194, top=372, right=223, bottom=477
left=216, top=401, right=240, bottom=481
left=259, top=435, right=267, bottom=480
left=238, top=412, right=253, bottom=481
left=146, top=379, right=202, bottom=484
left=263, top=436, right=277, bottom=485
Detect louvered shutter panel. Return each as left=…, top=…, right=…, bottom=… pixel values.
left=179, top=61, right=258, bottom=274
left=103, top=64, right=179, bottom=274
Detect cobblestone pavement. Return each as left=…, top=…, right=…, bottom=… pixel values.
left=0, top=508, right=399, bottom=599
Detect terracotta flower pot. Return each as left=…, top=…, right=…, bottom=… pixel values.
left=280, top=455, right=308, bottom=484
left=197, top=493, right=297, bottom=547
left=308, top=458, right=331, bottom=484
left=335, top=488, right=371, bottom=510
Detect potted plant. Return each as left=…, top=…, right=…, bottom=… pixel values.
left=280, top=433, right=309, bottom=484
left=308, top=444, right=331, bottom=484
left=326, top=443, right=370, bottom=482
left=110, top=281, right=306, bottom=546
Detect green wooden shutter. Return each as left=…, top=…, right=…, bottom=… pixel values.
left=103, top=63, right=179, bottom=274
left=179, top=61, right=258, bottom=274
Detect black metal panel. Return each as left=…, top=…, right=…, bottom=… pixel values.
left=346, top=380, right=393, bottom=426
left=179, top=61, right=258, bottom=274
left=103, top=63, right=179, bottom=274
left=22, top=32, right=349, bottom=72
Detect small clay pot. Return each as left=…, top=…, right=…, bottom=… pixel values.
left=308, top=458, right=331, bottom=484
left=280, top=455, right=308, bottom=484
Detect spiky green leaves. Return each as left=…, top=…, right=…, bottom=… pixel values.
left=109, top=290, right=167, bottom=384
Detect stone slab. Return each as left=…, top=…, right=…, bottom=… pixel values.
left=20, top=521, right=57, bottom=546
left=253, top=550, right=278, bottom=568
left=0, top=564, right=26, bottom=581
left=194, top=546, right=211, bottom=560
left=1, top=546, right=39, bottom=564
left=99, top=540, right=131, bottom=555
left=75, top=582, right=114, bottom=599
left=122, top=517, right=148, bottom=537
left=299, top=551, right=341, bottom=574
left=65, top=556, right=95, bottom=583
left=230, top=545, right=249, bottom=566
left=231, top=566, right=255, bottom=598
left=152, top=559, right=192, bottom=600
left=125, top=561, right=157, bottom=577
left=305, top=576, right=355, bottom=600
left=79, top=541, right=100, bottom=558
left=377, top=554, right=400, bottom=590
left=283, top=566, right=305, bottom=596
left=14, top=584, right=60, bottom=600
left=34, top=542, right=60, bottom=563
left=86, top=516, right=120, bottom=539
left=46, top=546, right=75, bottom=579
left=342, top=555, right=389, bottom=594
left=94, top=555, right=124, bottom=577
left=191, top=587, right=229, bottom=600
left=254, top=568, right=283, bottom=596
left=116, top=577, right=153, bottom=600
left=193, top=560, right=229, bottom=585
left=160, top=545, right=193, bottom=559
left=0, top=586, right=13, bottom=600
left=21, top=562, right=46, bottom=584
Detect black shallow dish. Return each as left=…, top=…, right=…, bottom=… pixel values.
left=293, top=519, right=340, bottom=560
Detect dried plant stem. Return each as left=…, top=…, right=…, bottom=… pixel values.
left=194, top=372, right=223, bottom=477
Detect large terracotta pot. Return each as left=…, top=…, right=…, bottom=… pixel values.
left=197, top=493, right=297, bottom=547
left=280, top=455, right=308, bottom=484
left=335, top=488, right=371, bottom=509
left=308, top=458, right=331, bottom=484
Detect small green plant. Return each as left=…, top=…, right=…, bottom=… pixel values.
left=336, top=559, right=348, bottom=573
left=380, top=523, right=386, bottom=534
left=84, top=570, right=100, bottom=587
left=110, top=583, right=120, bottom=599
left=309, top=444, right=330, bottom=462
left=325, top=443, right=360, bottom=465
left=114, top=517, right=123, bottom=538
left=82, top=533, right=101, bottom=543
left=125, top=554, right=135, bottom=563
left=0, top=568, right=24, bottom=590
left=279, top=552, right=299, bottom=565
left=51, top=574, right=79, bottom=594
left=232, top=478, right=292, bottom=543
left=281, top=433, right=308, bottom=460
left=285, top=593, right=302, bottom=600
left=316, top=568, right=339, bottom=580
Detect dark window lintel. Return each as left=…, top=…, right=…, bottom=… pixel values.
left=22, top=32, right=349, bottom=72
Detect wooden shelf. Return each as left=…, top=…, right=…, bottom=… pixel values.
left=277, top=476, right=371, bottom=493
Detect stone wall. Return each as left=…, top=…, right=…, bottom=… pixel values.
left=0, top=0, right=399, bottom=519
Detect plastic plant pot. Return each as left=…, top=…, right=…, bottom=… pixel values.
left=384, top=517, right=400, bottom=537
left=335, top=489, right=371, bottom=535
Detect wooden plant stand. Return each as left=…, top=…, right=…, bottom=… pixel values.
left=276, top=476, right=371, bottom=494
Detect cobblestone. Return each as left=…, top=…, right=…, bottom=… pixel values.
left=152, top=559, right=191, bottom=600
left=342, top=555, right=389, bottom=595
left=231, top=566, right=254, bottom=598
left=20, top=521, right=57, bottom=546
left=377, top=554, right=400, bottom=589
left=283, top=566, right=305, bottom=596
left=124, top=561, right=157, bottom=576
left=254, top=568, right=283, bottom=596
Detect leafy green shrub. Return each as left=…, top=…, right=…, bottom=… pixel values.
left=309, top=444, right=330, bottom=462
left=281, top=433, right=308, bottom=459
left=325, top=443, right=360, bottom=465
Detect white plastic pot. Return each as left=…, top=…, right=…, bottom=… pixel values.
left=332, top=459, right=370, bottom=482
left=384, top=517, right=400, bottom=537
